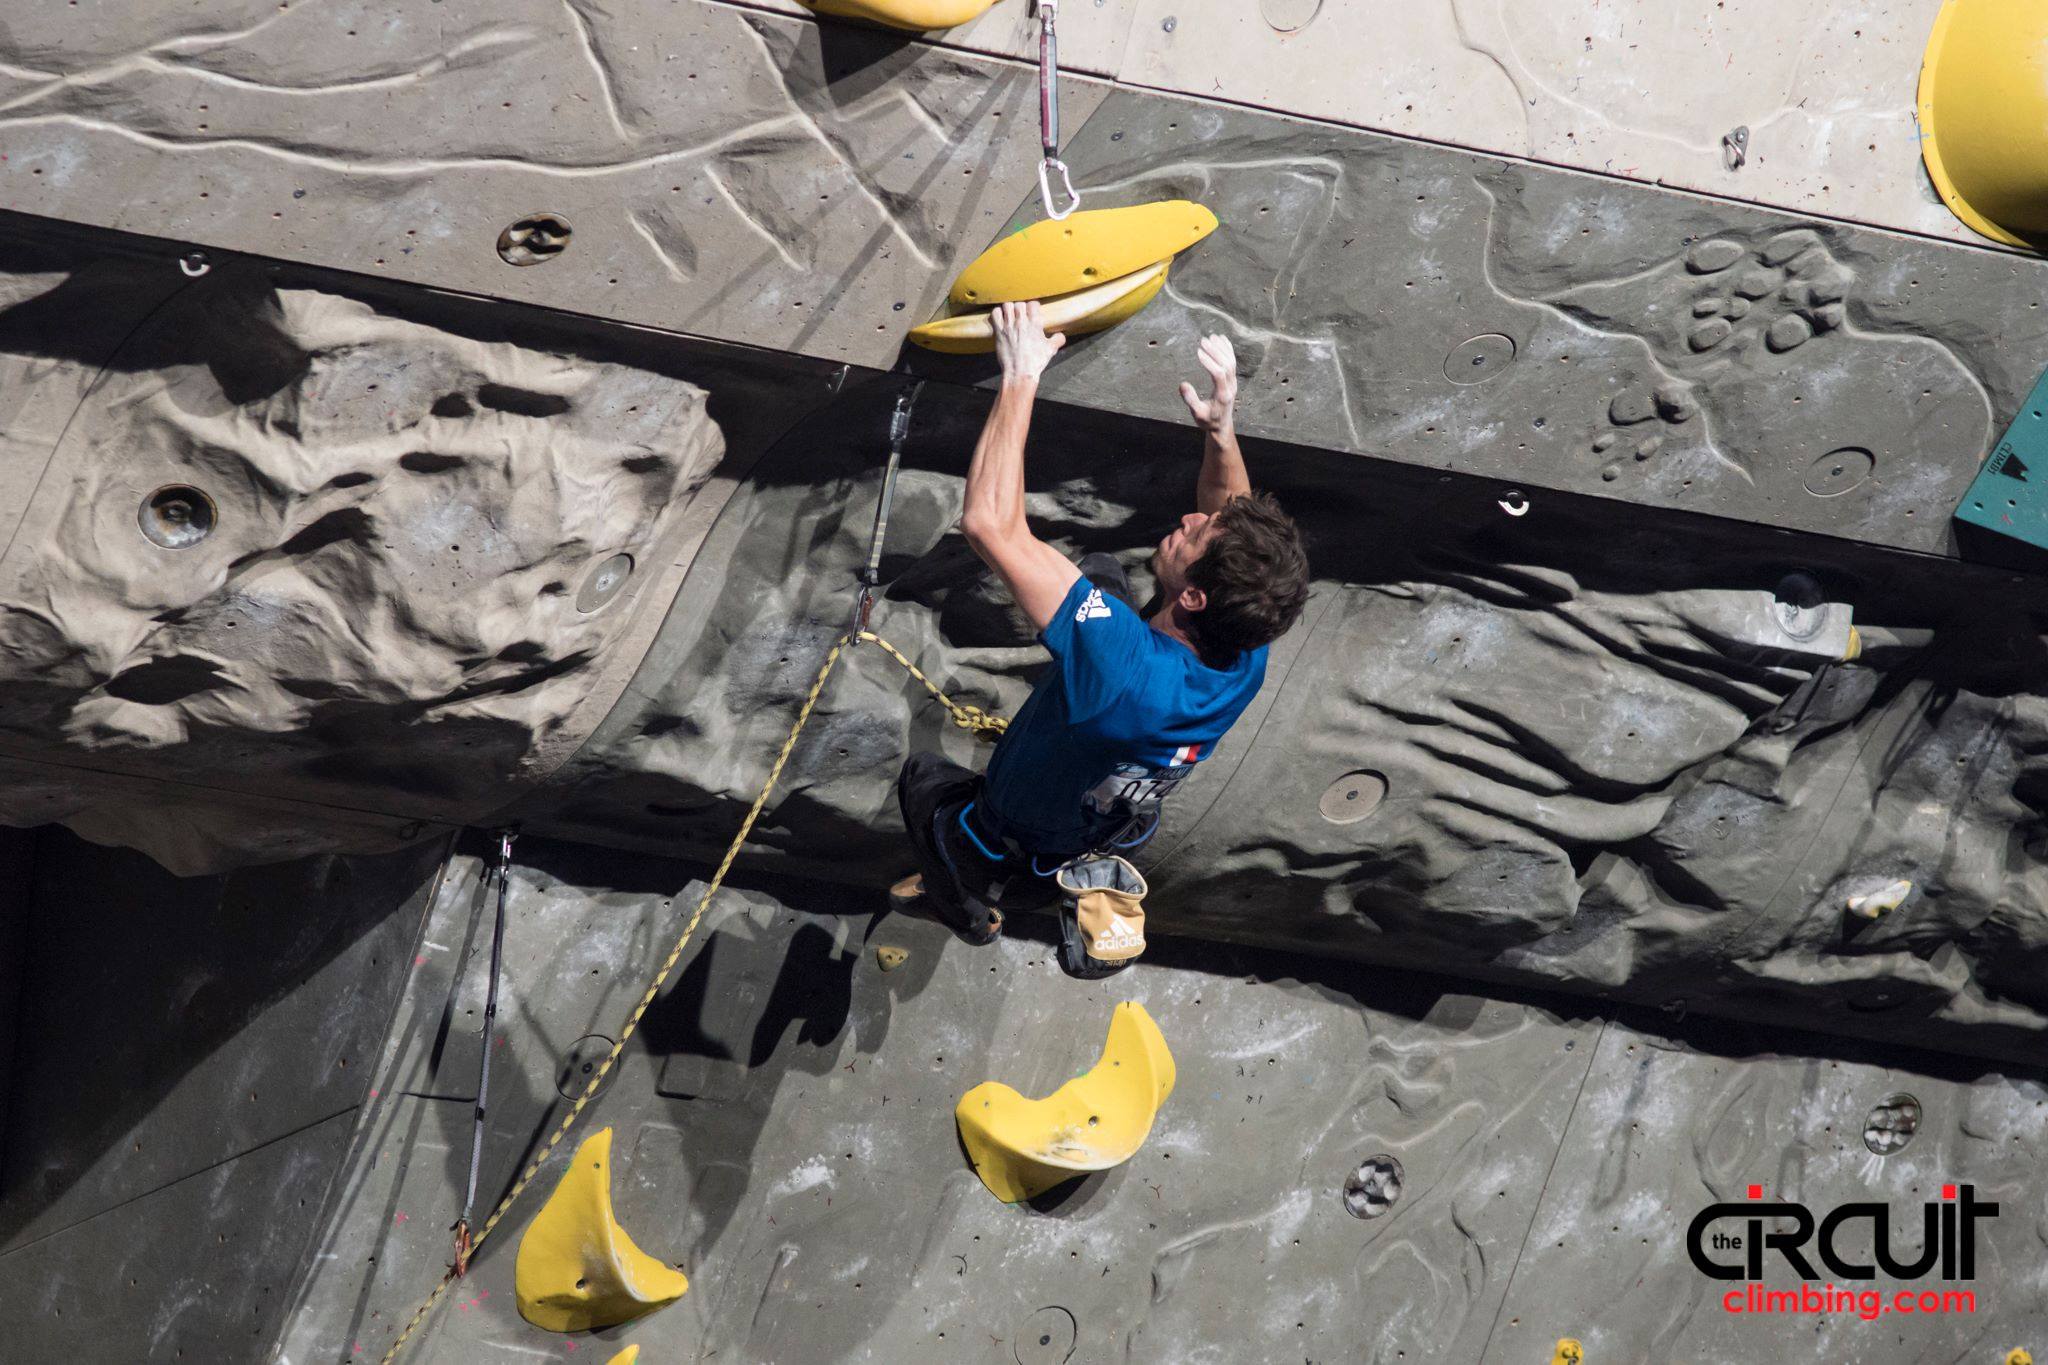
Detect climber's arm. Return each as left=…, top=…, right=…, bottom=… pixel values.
left=1179, top=333, right=1250, bottom=515
left=959, top=302, right=1081, bottom=632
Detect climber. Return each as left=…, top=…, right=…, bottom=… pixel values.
left=895, top=301, right=1311, bottom=944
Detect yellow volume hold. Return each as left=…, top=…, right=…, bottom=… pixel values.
left=955, top=1001, right=1176, bottom=1203
left=1918, top=0, right=2048, bottom=248
left=799, top=0, right=1000, bottom=32
left=605, top=1349, right=642, bottom=1365
left=949, top=200, right=1218, bottom=306
left=910, top=259, right=1169, bottom=355
left=515, top=1128, right=689, bottom=1333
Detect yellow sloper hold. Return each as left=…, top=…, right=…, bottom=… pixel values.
left=949, top=201, right=1218, bottom=306
left=1551, top=1340, right=1585, bottom=1365
left=515, top=1128, right=689, bottom=1333
left=955, top=1001, right=1175, bottom=1203
left=799, top=0, right=999, bottom=32
left=605, top=1349, right=641, bottom=1365
left=910, top=260, right=1170, bottom=356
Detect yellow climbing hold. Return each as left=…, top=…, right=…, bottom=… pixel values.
left=955, top=1001, right=1175, bottom=1203
left=605, top=1349, right=642, bottom=1365
left=912, top=201, right=1216, bottom=353
left=2006, top=1351, right=2033, bottom=1365
left=950, top=201, right=1218, bottom=306
left=515, top=1128, right=689, bottom=1333
left=1918, top=0, right=2048, bottom=248
left=1551, top=1340, right=1585, bottom=1365
left=909, top=260, right=1170, bottom=355
left=799, top=0, right=999, bottom=32
left=875, top=944, right=910, bottom=971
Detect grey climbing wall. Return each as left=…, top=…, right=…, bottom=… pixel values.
left=0, top=204, right=2042, bottom=1064
left=3, top=1, right=2041, bottom=559
left=0, top=826, right=30, bottom=1173
left=505, top=376, right=2048, bottom=1068
left=0, top=1, right=2046, bottom=1358
left=0, top=827, right=443, bottom=1362
left=279, top=835, right=2048, bottom=1363
left=0, top=221, right=847, bottom=873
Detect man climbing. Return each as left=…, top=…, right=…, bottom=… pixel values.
left=896, top=300, right=1311, bottom=947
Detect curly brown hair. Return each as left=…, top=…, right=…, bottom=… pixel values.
left=1184, top=490, right=1311, bottom=666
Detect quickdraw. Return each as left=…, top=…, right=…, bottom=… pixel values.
left=852, top=381, right=924, bottom=648
left=451, top=826, right=515, bottom=1278
left=1035, top=0, right=1081, bottom=220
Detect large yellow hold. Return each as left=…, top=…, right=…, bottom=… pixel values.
left=955, top=1002, right=1176, bottom=1203
left=799, top=0, right=999, bottom=32
left=909, top=260, right=1170, bottom=355
left=515, top=1128, right=689, bottom=1333
left=1918, top=0, right=2048, bottom=248
left=949, top=201, right=1218, bottom=305
left=911, top=201, right=1218, bottom=354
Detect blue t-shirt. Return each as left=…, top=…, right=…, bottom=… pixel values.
left=979, top=576, right=1267, bottom=861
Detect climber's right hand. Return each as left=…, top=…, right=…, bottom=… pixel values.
left=992, top=301, right=1066, bottom=384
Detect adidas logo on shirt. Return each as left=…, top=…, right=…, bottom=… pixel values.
left=1074, top=588, right=1113, bottom=624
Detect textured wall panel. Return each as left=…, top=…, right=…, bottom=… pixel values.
left=1117, top=0, right=1970, bottom=245
left=0, top=0, right=1088, bottom=370
left=0, top=828, right=441, bottom=1253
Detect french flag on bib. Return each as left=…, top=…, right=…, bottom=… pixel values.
left=1171, top=741, right=1206, bottom=765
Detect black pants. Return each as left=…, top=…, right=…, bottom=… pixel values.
left=895, top=554, right=1134, bottom=928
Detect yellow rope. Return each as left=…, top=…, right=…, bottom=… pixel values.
left=377, top=628, right=1001, bottom=1363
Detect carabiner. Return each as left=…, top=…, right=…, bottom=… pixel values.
left=1038, top=156, right=1082, bottom=221
left=1035, top=0, right=1081, bottom=221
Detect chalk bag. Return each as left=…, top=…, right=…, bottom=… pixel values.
left=1055, top=854, right=1148, bottom=979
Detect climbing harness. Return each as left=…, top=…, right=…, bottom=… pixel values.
left=1034, top=0, right=1081, bottom=220
left=451, top=827, right=515, bottom=1279
left=376, top=626, right=1002, bottom=1363
left=851, top=382, right=924, bottom=647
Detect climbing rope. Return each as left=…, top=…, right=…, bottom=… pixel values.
left=376, top=626, right=1002, bottom=1364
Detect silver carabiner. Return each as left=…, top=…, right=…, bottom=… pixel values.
left=1038, top=157, right=1081, bottom=221
left=1035, top=0, right=1081, bottom=221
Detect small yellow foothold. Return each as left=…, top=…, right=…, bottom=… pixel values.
left=2006, top=1350, right=2033, bottom=1365
left=955, top=1002, right=1175, bottom=1203
left=515, top=1128, right=689, bottom=1332
left=798, top=0, right=998, bottom=32
left=876, top=945, right=910, bottom=972
left=1551, top=1339, right=1585, bottom=1365
left=605, top=1348, right=642, bottom=1365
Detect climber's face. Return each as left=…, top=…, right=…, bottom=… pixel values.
left=1152, top=511, right=1217, bottom=599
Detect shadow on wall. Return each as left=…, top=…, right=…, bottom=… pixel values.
left=633, top=882, right=879, bottom=1257
left=0, top=827, right=442, bottom=1247
left=0, top=825, right=443, bottom=1360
